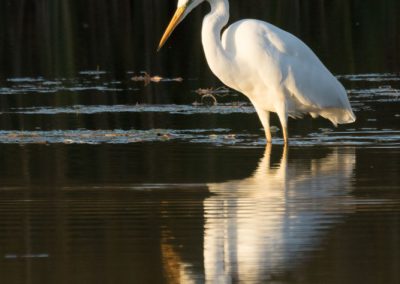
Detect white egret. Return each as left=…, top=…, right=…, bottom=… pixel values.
left=158, top=0, right=356, bottom=143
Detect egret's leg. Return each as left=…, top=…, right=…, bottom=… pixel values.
left=276, top=108, right=289, bottom=144
left=282, top=125, right=289, bottom=144
left=253, top=106, right=272, bottom=143
left=265, top=128, right=272, bottom=143
left=262, top=112, right=272, bottom=143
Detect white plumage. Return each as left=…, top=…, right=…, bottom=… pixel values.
left=159, top=0, right=356, bottom=143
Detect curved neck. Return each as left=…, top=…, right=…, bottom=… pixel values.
left=202, top=0, right=232, bottom=83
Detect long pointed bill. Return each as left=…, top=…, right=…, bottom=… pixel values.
left=158, top=6, right=187, bottom=51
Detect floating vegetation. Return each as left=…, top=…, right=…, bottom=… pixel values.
left=79, top=70, right=107, bottom=78
left=349, top=86, right=400, bottom=103
left=200, top=94, right=218, bottom=106
left=0, top=129, right=232, bottom=145
left=0, top=72, right=399, bottom=148
left=9, top=104, right=256, bottom=115
left=4, top=254, right=49, bottom=259
left=1, top=77, right=127, bottom=95
left=337, top=73, right=400, bottom=82
left=131, top=71, right=183, bottom=86
left=194, top=86, right=232, bottom=96
left=0, top=128, right=398, bottom=146
left=193, top=86, right=239, bottom=106
left=6, top=77, right=45, bottom=83
left=302, top=129, right=400, bottom=147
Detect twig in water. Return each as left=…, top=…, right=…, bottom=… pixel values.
left=131, top=72, right=183, bottom=86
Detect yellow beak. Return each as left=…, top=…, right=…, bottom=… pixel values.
left=158, top=6, right=187, bottom=51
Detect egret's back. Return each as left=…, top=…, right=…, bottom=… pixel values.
left=221, top=19, right=356, bottom=126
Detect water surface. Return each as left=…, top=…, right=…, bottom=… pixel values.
left=0, top=72, right=399, bottom=283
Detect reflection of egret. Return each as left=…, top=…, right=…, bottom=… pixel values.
left=204, top=145, right=355, bottom=282
left=158, top=0, right=356, bottom=143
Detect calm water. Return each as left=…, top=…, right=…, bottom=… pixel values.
left=0, top=73, right=399, bottom=284
left=1, top=1, right=400, bottom=283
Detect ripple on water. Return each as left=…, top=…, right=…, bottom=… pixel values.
left=8, top=104, right=254, bottom=115
left=338, top=73, right=400, bottom=82
left=1, top=75, right=138, bottom=95
left=0, top=73, right=399, bottom=147
left=0, top=128, right=398, bottom=146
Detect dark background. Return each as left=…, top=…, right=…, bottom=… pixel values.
left=1, top=0, right=399, bottom=80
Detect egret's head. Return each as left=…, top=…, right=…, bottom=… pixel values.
left=158, top=0, right=204, bottom=51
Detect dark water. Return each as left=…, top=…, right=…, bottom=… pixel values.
left=1, top=1, right=400, bottom=283
left=1, top=76, right=399, bottom=284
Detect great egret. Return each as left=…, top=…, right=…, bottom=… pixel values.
left=158, top=0, right=356, bottom=143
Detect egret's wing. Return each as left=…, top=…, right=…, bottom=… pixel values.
left=258, top=22, right=356, bottom=123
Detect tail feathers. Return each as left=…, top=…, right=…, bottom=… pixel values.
left=319, top=108, right=356, bottom=127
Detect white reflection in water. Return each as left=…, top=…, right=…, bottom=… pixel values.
left=204, top=145, right=355, bottom=282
